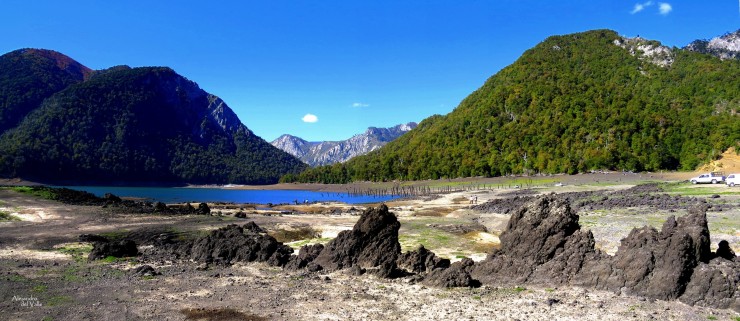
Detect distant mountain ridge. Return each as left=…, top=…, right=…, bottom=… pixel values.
left=685, top=29, right=740, bottom=60
left=271, top=122, right=417, bottom=166
left=0, top=49, right=307, bottom=184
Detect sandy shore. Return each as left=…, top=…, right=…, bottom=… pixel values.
left=191, top=171, right=696, bottom=193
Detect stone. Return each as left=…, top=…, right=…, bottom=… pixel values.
left=285, top=244, right=325, bottom=271
left=589, top=205, right=712, bottom=300
left=197, top=202, right=211, bottom=215
left=715, top=240, right=736, bottom=261
left=396, top=245, right=450, bottom=273
left=679, top=258, right=740, bottom=311
left=423, top=258, right=480, bottom=288
left=187, top=223, right=293, bottom=266
left=312, top=205, right=401, bottom=278
left=88, top=239, right=138, bottom=260
left=472, top=196, right=599, bottom=286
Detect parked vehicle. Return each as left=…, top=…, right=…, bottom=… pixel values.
left=689, top=172, right=725, bottom=184
left=726, top=173, right=739, bottom=187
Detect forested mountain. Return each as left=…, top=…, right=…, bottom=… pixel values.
left=284, top=29, right=740, bottom=183
left=0, top=49, right=307, bottom=184
left=0, top=49, right=92, bottom=133
left=271, top=122, right=417, bottom=166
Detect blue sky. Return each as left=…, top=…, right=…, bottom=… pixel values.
left=1, top=1, right=738, bottom=142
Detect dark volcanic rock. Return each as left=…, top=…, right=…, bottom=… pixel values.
left=715, top=240, right=737, bottom=261
left=242, top=221, right=266, bottom=234
left=472, top=196, right=601, bottom=286
left=187, top=223, right=293, bottom=266
left=396, top=245, right=450, bottom=273
left=197, top=202, right=211, bottom=215
left=312, top=204, right=401, bottom=278
left=423, top=258, right=480, bottom=288
left=285, top=244, right=325, bottom=271
left=679, top=258, right=740, bottom=310
left=469, top=195, right=737, bottom=311
left=586, top=205, right=712, bottom=300
left=498, top=196, right=581, bottom=264
left=153, top=202, right=168, bottom=212
left=88, top=239, right=138, bottom=260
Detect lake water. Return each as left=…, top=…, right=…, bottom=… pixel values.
left=60, top=186, right=400, bottom=205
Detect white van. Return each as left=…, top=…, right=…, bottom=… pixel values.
left=726, top=174, right=739, bottom=187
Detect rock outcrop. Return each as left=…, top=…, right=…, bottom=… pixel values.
left=396, top=245, right=450, bottom=273
left=185, top=223, right=293, bottom=266
left=576, top=205, right=739, bottom=309
left=685, top=29, right=740, bottom=60
left=715, top=240, right=737, bottom=261
left=679, top=258, right=740, bottom=310
left=85, top=236, right=139, bottom=260
left=422, top=258, right=479, bottom=288
left=469, top=195, right=738, bottom=311
left=142, top=198, right=737, bottom=311
left=285, top=244, right=325, bottom=271
left=131, top=265, right=159, bottom=277
left=471, top=196, right=601, bottom=285
left=312, top=204, right=401, bottom=277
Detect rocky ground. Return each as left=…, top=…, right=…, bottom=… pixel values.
left=0, top=177, right=739, bottom=320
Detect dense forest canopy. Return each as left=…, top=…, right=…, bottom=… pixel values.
left=283, top=30, right=740, bottom=183
left=0, top=49, right=307, bottom=185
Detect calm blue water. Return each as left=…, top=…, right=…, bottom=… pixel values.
left=59, top=186, right=400, bottom=205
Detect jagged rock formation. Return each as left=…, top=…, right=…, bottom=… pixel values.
left=469, top=195, right=738, bottom=311
left=271, top=122, right=417, bottom=166
left=680, top=258, right=739, bottom=309
left=311, top=204, right=401, bottom=277
left=685, top=29, right=740, bottom=60
left=147, top=200, right=737, bottom=311
left=471, top=196, right=602, bottom=285
left=581, top=205, right=739, bottom=311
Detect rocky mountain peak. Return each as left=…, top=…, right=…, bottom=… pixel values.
left=271, top=134, right=311, bottom=158
left=685, top=29, right=740, bottom=60
left=271, top=122, right=417, bottom=166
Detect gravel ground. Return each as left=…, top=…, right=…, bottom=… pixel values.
left=1, top=182, right=738, bottom=320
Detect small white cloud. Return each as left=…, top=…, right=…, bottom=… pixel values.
left=302, top=114, right=318, bottom=123
left=352, top=102, right=369, bottom=108
left=658, top=2, right=672, bottom=15
left=630, top=1, right=653, bottom=14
